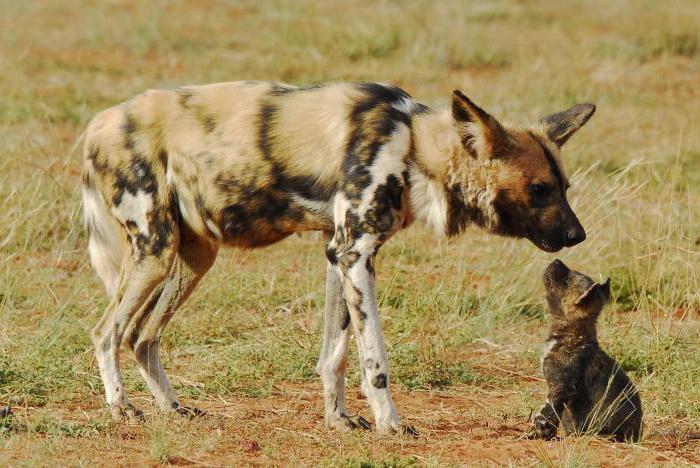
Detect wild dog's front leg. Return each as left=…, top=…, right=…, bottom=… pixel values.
left=528, top=400, right=563, bottom=440
left=317, top=262, right=370, bottom=431
left=527, top=384, right=574, bottom=439
left=528, top=359, right=581, bottom=439
left=334, top=234, right=414, bottom=435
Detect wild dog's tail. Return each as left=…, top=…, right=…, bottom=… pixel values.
left=81, top=123, right=129, bottom=299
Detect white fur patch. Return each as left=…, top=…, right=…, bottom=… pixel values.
left=83, top=186, right=126, bottom=297
left=391, top=97, right=419, bottom=116
left=475, top=188, right=499, bottom=231
left=333, top=192, right=352, bottom=223
left=408, top=166, right=448, bottom=237
left=111, top=189, right=154, bottom=236
left=205, top=219, right=223, bottom=240
left=292, top=194, right=333, bottom=217
left=541, top=338, right=556, bottom=373
left=344, top=239, right=400, bottom=431
left=358, top=123, right=410, bottom=218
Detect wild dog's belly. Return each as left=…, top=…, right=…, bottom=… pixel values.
left=169, top=151, right=337, bottom=248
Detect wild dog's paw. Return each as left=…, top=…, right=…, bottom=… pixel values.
left=111, top=403, right=145, bottom=423
left=377, top=420, right=419, bottom=437
left=398, top=424, right=419, bottom=437
left=328, top=414, right=372, bottom=432
left=172, top=403, right=205, bottom=419
left=527, top=415, right=558, bottom=440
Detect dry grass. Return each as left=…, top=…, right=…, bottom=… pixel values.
left=1, top=0, right=699, bottom=465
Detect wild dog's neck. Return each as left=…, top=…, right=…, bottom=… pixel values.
left=548, top=317, right=599, bottom=346
left=409, top=109, right=496, bottom=237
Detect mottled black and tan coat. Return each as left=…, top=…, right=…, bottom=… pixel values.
left=82, top=80, right=594, bottom=433
left=529, top=260, right=643, bottom=442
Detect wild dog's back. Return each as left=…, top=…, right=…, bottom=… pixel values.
left=530, top=260, right=643, bottom=442
left=82, top=81, right=416, bottom=250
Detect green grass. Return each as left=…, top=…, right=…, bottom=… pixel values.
left=0, top=0, right=699, bottom=465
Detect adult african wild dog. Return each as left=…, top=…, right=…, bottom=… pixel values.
left=81, top=81, right=594, bottom=434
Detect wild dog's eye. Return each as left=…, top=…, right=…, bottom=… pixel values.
left=530, top=183, right=551, bottom=198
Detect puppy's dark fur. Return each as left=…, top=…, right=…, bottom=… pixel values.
left=529, top=260, right=643, bottom=442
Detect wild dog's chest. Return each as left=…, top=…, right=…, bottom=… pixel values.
left=540, top=338, right=558, bottom=373
left=540, top=338, right=578, bottom=379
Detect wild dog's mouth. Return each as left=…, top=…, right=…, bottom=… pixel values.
left=529, top=237, right=561, bottom=253
left=527, top=231, right=565, bottom=253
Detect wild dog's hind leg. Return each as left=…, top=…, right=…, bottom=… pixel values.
left=317, top=261, right=370, bottom=431
left=91, top=242, right=177, bottom=421
left=124, top=226, right=217, bottom=415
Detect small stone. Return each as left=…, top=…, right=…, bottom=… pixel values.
left=242, top=439, right=261, bottom=453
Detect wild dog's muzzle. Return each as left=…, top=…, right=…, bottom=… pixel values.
left=564, top=220, right=586, bottom=247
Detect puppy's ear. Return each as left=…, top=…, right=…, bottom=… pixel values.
left=575, top=278, right=611, bottom=307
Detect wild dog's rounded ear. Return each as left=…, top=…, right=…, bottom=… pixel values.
left=451, top=90, right=509, bottom=158
left=539, top=103, right=596, bottom=148
left=574, top=277, right=611, bottom=307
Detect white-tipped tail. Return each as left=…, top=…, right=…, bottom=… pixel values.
left=82, top=183, right=128, bottom=298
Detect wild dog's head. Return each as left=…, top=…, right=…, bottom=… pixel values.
left=543, top=259, right=610, bottom=322
left=450, top=90, right=595, bottom=252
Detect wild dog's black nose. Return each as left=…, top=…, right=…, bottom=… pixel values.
left=547, top=259, right=569, bottom=276
left=544, top=259, right=570, bottom=286
left=551, top=259, right=566, bottom=269
left=566, top=225, right=586, bottom=246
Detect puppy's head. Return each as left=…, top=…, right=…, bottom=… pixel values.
left=543, top=259, right=610, bottom=321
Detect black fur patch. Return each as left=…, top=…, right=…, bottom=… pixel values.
left=343, top=211, right=364, bottom=241
left=87, top=146, right=109, bottom=173
left=201, top=114, right=217, bottom=133
left=176, top=88, right=194, bottom=108
left=363, top=174, right=404, bottom=235
left=365, top=256, right=374, bottom=276
left=147, top=206, right=174, bottom=257
left=215, top=170, right=307, bottom=247
left=529, top=131, right=565, bottom=196
left=280, top=174, right=337, bottom=202
left=340, top=300, right=351, bottom=330
left=446, top=184, right=480, bottom=237
left=325, top=246, right=338, bottom=265
left=123, top=112, right=138, bottom=150
left=112, top=156, right=158, bottom=206
left=372, top=373, right=388, bottom=389
left=343, top=83, right=414, bottom=200
left=176, top=88, right=217, bottom=133
left=158, top=149, right=168, bottom=168
left=256, top=102, right=278, bottom=161
left=125, top=284, right=165, bottom=351
left=452, top=100, right=472, bottom=123
left=268, top=83, right=323, bottom=96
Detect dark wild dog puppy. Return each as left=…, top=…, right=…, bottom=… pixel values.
left=529, top=259, right=642, bottom=442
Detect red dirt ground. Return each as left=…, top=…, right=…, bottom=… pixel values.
left=2, top=382, right=698, bottom=466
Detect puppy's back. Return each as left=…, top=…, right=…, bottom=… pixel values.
left=563, top=348, right=643, bottom=442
